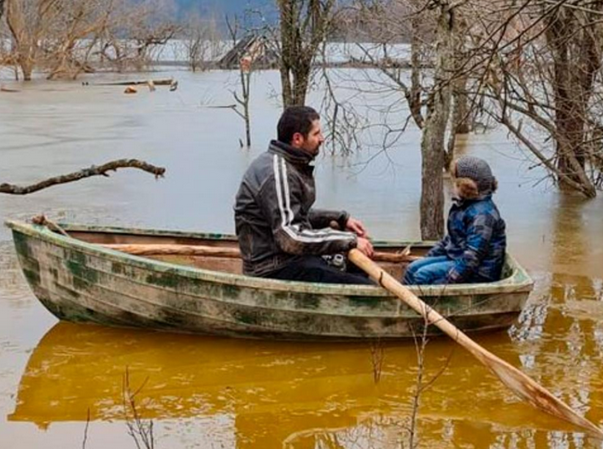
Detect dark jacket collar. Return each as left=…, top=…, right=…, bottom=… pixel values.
left=268, top=140, right=315, bottom=166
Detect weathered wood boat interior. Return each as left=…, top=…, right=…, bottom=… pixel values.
left=61, top=227, right=431, bottom=279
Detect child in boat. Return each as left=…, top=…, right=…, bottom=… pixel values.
left=403, top=156, right=506, bottom=285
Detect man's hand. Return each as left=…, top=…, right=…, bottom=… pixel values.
left=356, top=237, right=374, bottom=258
left=346, top=217, right=367, bottom=237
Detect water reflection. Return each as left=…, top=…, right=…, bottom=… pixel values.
left=508, top=194, right=603, bottom=448
left=9, top=321, right=602, bottom=448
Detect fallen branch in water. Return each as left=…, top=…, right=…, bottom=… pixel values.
left=92, top=78, right=174, bottom=86
left=0, top=85, right=19, bottom=93
left=0, top=159, right=166, bottom=195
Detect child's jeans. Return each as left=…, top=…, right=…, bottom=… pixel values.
left=403, top=256, right=455, bottom=285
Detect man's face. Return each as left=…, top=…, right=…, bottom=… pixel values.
left=292, top=119, right=325, bottom=156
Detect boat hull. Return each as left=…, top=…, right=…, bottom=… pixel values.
left=6, top=220, right=534, bottom=341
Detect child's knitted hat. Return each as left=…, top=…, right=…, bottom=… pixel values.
left=454, top=156, right=497, bottom=197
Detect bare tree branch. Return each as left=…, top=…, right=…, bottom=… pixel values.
left=0, top=159, right=165, bottom=195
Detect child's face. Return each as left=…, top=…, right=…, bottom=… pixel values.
left=452, top=182, right=460, bottom=198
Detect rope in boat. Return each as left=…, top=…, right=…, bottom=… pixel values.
left=31, top=214, right=69, bottom=237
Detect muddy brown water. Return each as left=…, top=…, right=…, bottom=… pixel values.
left=1, top=69, right=602, bottom=448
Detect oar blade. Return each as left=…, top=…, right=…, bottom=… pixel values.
left=486, top=356, right=603, bottom=439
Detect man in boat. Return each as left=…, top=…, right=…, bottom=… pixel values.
left=234, top=106, right=374, bottom=284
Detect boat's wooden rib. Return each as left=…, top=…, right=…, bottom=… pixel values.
left=102, top=243, right=418, bottom=264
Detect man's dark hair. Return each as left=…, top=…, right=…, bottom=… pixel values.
left=277, top=106, right=320, bottom=144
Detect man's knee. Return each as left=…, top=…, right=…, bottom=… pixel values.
left=346, top=273, right=374, bottom=285
left=327, top=268, right=372, bottom=285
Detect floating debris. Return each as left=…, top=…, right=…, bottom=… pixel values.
left=94, top=78, right=174, bottom=86
left=0, top=85, right=19, bottom=93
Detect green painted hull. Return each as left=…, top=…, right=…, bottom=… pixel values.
left=5, top=220, right=533, bottom=341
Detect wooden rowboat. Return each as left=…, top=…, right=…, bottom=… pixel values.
left=5, top=220, right=533, bottom=340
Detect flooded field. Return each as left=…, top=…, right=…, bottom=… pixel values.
left=1, top=68, right=602, bottom=448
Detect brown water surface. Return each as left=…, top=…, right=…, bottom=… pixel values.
left=1, top=69, right=602, bottom=448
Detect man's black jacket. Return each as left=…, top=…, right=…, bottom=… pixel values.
left=234, top=140, right=357, bottom=277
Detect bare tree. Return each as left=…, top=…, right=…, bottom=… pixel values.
left=468, top=0, right=603, bottom=197
left=325, top=0, right=603, bottom=244
left=0, top=5, right=17, bottom=74
left=445, top=15, right=472, bottom=164
left=418, top=0, right=459, bottom=240
left=4, top=0, right=55, bottom=80
left=5, top=0, right=116, bottom=80
left=275, top=0, right=336, bottom=107
left=115, top=0, right=180, bottom=71
left=3, top=0, right=181, bottom=79
left=338, top=0, right=461, bottom=239
left=226, top=15, right=256, bottom=148
left=44, top=0, right=119, bottom=80
left=182, top=12, right=220, bottom=72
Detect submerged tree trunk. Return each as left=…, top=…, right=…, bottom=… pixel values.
left=5, top=0, right=35, bottom=81
left=16, top=53, right=34, bottom=81
left=226, top=17, right=253, bottom=148
left=241, top=69, right=252, bottom=148
left=278, top=0, right=313, bottom=107
left=445, top=54, right=470, bottom=167
left=420, top=1, right=456, bottom=240
left=452, top=73, right=471, bottom=134
left=292, top=60, right=311, bottom=106
left=545, top=7, right=599, bottom=197
left=276, top=0, right=334, bottom=108
left=445, top=15, right=470, bottom=169
left=408, top=15, right=424, bottom=129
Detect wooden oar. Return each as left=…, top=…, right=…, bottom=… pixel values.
left=348, top=248, right=603, bottom=438
left=103, top=244, right=241, bottom=258
left=102, top=243, right=415, bottom=263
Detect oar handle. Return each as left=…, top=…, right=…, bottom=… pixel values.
left=349, top=249, right=479, bottom=353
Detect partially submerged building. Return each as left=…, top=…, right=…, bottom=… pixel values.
left=218, top=34, right=278, bottom=70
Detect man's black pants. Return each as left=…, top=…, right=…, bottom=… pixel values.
left=268, top=256, right=374, bottom=285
